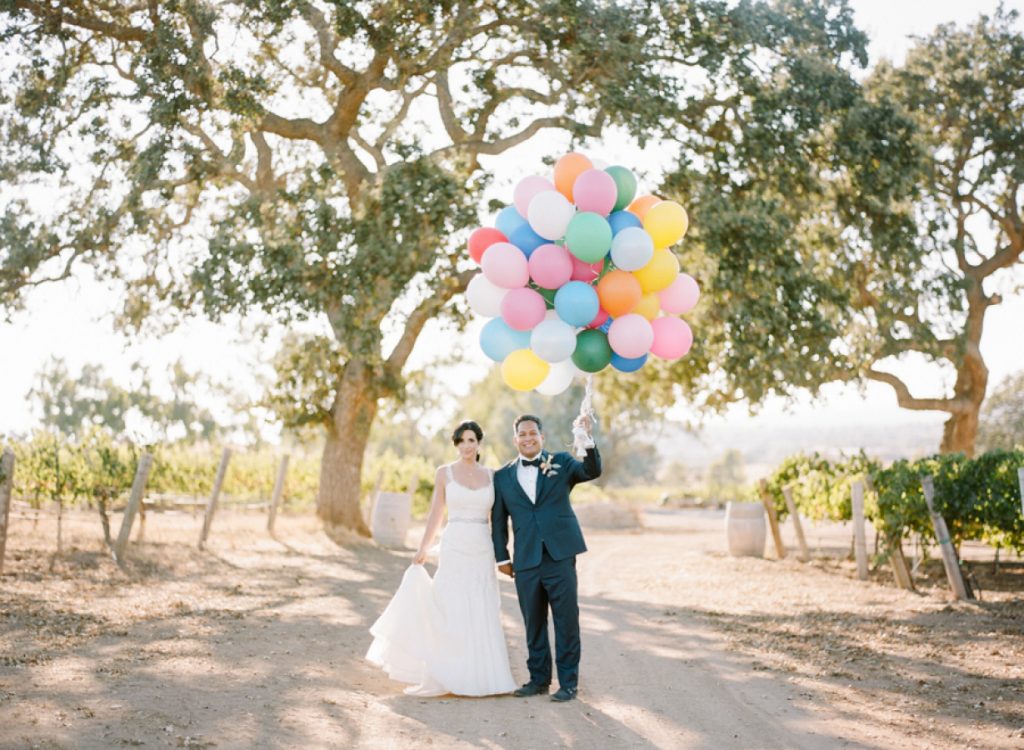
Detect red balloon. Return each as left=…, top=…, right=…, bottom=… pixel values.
left=586, top=308, right=610, bottom=329
left=468, top=227, right=508, bottom=264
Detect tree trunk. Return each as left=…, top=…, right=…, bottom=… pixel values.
left=939, top=408, right=981, bottom=456
left=316, top=361, right=378, bottom=535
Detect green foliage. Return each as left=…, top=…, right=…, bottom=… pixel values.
left=764, top=448, right=1024, bottom=554
left=978, top=372, right=1024, bottom=452
left=28, top=356, right=254, bottom=444
left=649, top=8, right=1024, bottom=454
left=764, top=452, right=879, bottom=523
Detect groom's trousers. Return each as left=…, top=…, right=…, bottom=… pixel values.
left=514, top=546, right=580, bottom=689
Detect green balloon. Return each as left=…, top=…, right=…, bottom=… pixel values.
left=605, top=166, right=637, bottom=212
left=537, top=286, right=557, bottom=309
left=565, top=212, right=612, bottom=264
left=572, top=329, right=613, bottom=373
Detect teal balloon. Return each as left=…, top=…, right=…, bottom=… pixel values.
left=565, top=212, right=612, bottom=264
left=605, top=166, right=637, bottom=211
left=480, top=318, right=530, bottom=362
left=572, top=329, right=613, bottom=373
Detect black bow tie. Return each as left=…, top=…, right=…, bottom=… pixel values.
left=521, top=457, right=542, bottom=468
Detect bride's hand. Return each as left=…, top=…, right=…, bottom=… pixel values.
left=413, top=549, right=427, bottom=565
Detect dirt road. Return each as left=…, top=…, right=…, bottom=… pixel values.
left=1, top=508, right=1021, bottom=749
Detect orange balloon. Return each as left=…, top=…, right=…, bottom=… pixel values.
left=554, top=152, right=593, bottom=200
left=597, top=270, right=643, bottom=318
left=633, top=291, right=661, bottom=321
left=626, top=194, right=661, bottom=220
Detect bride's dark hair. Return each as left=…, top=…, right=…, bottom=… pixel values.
left=452, top=420, right=484, bottom=461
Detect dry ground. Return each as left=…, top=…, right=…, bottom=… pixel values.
left=1, top=503, right=1022, bottom=749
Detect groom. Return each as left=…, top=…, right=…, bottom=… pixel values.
left=491, top=413, right=601, bottom=703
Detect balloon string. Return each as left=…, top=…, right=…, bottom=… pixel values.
left=572, top=374, right=596, bottom=457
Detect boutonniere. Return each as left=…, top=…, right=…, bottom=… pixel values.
left=539, top=453, right=561, bottom=477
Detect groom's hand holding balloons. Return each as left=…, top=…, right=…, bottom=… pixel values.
left=498, top=563, right=514, bottom=578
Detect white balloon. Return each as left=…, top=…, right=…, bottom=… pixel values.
left=527, top=190, right=576, bottom=241
left=530, top=318, right=578, bottom=363
left=535, top=358, right=577, bottom=395
left=610, top=226, right=655, bottom=271
left=466, top=273, right=509, bottom=318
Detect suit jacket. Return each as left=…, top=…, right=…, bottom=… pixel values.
left=491, top=447, right=601, bottom=572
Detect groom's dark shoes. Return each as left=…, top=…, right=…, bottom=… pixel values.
left=513, top=682, right=550, bottom=697
left=551, top=686, right=577, bottom=702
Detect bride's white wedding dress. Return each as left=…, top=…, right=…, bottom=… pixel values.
left=366, top=467, right=517, bottom=696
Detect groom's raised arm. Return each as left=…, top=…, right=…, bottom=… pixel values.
left=567, top=445, right=601, bottom=484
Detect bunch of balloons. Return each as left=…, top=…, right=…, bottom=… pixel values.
left=465, top=152, right=699, bottom=394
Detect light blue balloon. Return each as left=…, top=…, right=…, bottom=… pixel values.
left=480, top=318, right=531, bottom=362
left=509, top=222, right=547, bottom=257
left=495, top=205, right=527, bottom=239
left=611, top=352, right=647, bottom=373
left=610, top=226, right=654, bottom=271
left=608, top=210, right=643, bottom=236
left=554, top=281, right=600, bottom=327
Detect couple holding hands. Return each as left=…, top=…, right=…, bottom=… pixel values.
left=367, top=413, right=600, bottom=702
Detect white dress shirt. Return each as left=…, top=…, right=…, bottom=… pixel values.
left=516, top=454, right=540, bottom=504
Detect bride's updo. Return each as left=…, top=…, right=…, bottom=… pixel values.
left=452, top=420, right=484, bottom=461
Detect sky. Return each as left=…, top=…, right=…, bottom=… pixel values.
left=1, top=0, right=1022, bottom=450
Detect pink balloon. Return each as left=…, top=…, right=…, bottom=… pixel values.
left=514, top=175, right=556, bottom=217
left=608, top=314, right=654, bottom=358
left=570, top=254, right=604, bottom=282
left=586, top=307, right=609, bottom=329
left=501, top=287, right=548, bottom=331
left=659, top=274, right=700, bottom=314
left=481, top=242, right=529, bottom=289
left=650, top=317, right=694, bottom=359
left=528, top=243, right=574, bottom=289
left=572, top=168, right=617, bottom=216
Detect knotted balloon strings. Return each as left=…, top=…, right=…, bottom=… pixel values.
left=572, top=374, right=597, bottom=457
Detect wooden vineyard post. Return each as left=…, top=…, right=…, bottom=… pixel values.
left=1018, top=468, right=1024, bottom=519
left=199, top=448, right=231, bottom=550
left=851, top=480, right=870, bottom=581
left=113, top=453, right=154, bottom=565
left=782, top=485, right=810, bottom=562
left=758, top=479, right=787, bottom=560
left=266, top=454, right=290, bottom=535
left=0, top=449, right=15, bottom=574
left=864, top=475, right=915, bottom=591
left=921, top=475, right=972, bottom=600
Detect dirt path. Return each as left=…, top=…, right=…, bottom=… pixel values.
left=1, top=508, right=1021, bottom=749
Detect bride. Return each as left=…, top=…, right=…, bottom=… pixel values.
left=366, top=420, right=517, bottom=697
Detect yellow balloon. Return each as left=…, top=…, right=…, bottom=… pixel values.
left=501, top=349, right=551, bottom=391
left=632, top=250, right=680, bottom=293
left=643, top=201, right=689, bottom=249
left=633, top=291, right=661, bottom=321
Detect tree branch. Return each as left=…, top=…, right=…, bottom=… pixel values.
left=385, top=268, right=475, bottom=374
left=865, top=368, right=968, bottom=413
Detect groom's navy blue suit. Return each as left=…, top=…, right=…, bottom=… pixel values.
left=491, top=447, right=601, bottom=691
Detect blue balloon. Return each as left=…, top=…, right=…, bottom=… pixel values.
left=495, top=205, right=527, bottom=239
left=554, top=281, right=600, bottom=327
left=611, top=352, right=647, bottom=373
left=480, top=318, right=531, bottom=362
left=598, top=317, right=612, bottom=333
left=608, top=210, right=643, bottom=236
left=509, top=222, right=547, bottom=257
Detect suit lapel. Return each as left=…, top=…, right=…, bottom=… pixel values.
left=503, top=459, right=534, bottom=507
left=534, top=451, right=550, bottom=506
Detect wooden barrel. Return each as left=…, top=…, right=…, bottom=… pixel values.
left=371, top=491, right=412, bottom=548
left=725, top=501, right=766, bottom=558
